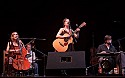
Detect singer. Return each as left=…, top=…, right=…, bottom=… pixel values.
left=4, top=32, right=31, bottom=76
left=52, top=18, right=81, bottom=76
left=6, top=32, right=25, bottom=53
left=53, top=18, right=80, bottom=52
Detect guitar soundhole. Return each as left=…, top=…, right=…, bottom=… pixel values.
left=64, top=37, right=69, bottom=42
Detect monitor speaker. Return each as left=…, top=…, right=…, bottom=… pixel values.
left=46, top=51, right=86, bottom=69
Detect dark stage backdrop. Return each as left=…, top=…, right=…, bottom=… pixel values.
left=0, top=0, right=125, bottom=76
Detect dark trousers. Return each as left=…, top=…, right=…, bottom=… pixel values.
left=32, top=62, right=39, bottom=75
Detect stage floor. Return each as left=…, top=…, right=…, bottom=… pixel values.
left=0, top=75, right=125, bottom=78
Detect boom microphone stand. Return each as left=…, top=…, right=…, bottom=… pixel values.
left=31, top=40, right=35, bottom=76
left=32, top=47, right=47, bottom=77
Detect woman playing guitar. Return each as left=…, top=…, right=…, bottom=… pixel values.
left=53, top=18, right=86, bottom=52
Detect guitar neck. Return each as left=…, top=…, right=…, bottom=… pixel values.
left=74, top=26, right=82, bottom=33
left=71, top=22, right=86, bottom=36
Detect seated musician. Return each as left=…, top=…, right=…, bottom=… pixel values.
left=97, top=35, right=117, bottom=74
left=6, top=32, right=26, bottom=65
left=25, top=43, right=39, bottom=76
left=5, top=32, right=29, bottom=76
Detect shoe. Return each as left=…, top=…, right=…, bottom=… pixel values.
left=122, top=68, right=125, bottom=75
left=114, top=68, right=118, bottom=74
left=34, top=74, right=39, bottom=77
left=98, top=67, right=102, bottom=74
left=108, top=69, right=113, bottom=74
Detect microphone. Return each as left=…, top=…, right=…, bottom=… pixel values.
left=76, top=24, right=78, bottom=27
left=17, top=37, right=19, bottom=40
left=67, top=22, right=70, bottom=24
left=8, top=38, right=11, bottom=42
left=17, top=38, right=23, bottom=47
left=17, top=38, right=20, bottom=43
left=69, top=24, right=71, bottom=29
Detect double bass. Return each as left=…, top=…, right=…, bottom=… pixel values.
left=12, top=41, right=31, bottom=71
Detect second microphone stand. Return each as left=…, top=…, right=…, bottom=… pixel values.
left=32, top=47, right=47, bottom=77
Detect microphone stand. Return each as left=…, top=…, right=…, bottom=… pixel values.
left=117, top=39, right=122, bottom=52
left=32, top=47, right=47, bottom=77
left=85, top=63, right=98, bottom=75
left=31, top=47, right=34, bottom=76
left=117, top=39, right=123, bottom=74
left=69, top=24, right=77, bottom=43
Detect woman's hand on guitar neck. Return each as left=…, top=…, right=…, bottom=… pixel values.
left=76, top=28, right=80, bottom=32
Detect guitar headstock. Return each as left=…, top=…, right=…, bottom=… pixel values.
left=74, top=22, right=86, bottom=33
left=79, top=22, right=86, bottom=28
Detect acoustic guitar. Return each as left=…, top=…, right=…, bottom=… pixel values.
left=53, top=22, right=86, bottom=52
